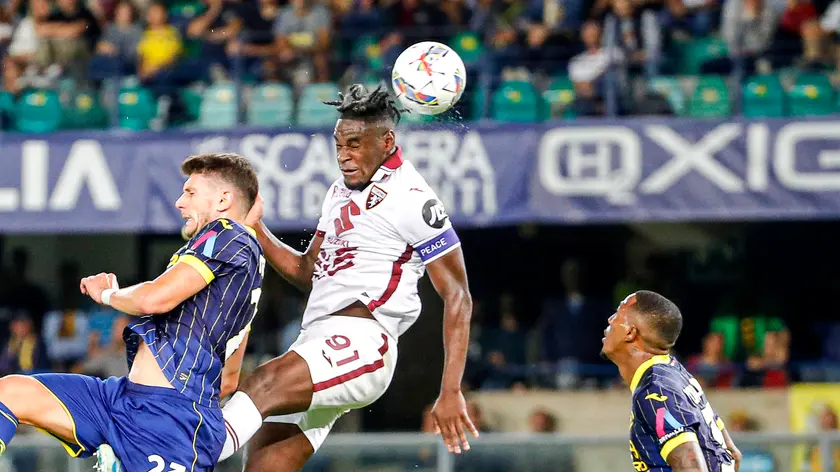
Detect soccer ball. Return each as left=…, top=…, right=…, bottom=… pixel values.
left=391, top=41, right=467, bottom=115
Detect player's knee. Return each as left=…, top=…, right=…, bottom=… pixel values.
left=240, top=352, right=313, bottom=415
left=0, top=375, right=44, bottom=419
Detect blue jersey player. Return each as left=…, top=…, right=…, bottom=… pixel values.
left=602, top=291, right=743, bottom=472
left=0, top=153, right=264, bottom=472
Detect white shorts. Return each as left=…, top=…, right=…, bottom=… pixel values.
left=264, top=316, right=397, bottom=451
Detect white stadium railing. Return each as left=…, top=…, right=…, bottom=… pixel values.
left=4, top=431, right=840, bottom=472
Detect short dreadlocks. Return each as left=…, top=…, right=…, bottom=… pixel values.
left=324, top=84, right=406, bottom=125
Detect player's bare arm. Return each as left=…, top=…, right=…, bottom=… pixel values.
left=246, top=195, right=323, bottom=292
left=721, top=425, right=742, bottom=471
left=254, top=221, right=324, bottom=292
left=666, top=441, right=711, bottom=472
left=79, top=261, right=209, bottom=315
left=426, top=247, right=479, bottom=454
left=221, top=332, right=250, bottom=399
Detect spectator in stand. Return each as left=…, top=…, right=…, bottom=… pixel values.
left=567, top=21, right=624, bottom=116
left=712, top=0, right=777, bottom=74
left=803, top=404, right=840, bottom=472
left=186, top=0, right=257, bottom=71
left=91, top=0, right=143, bottom=78
left=709, top=293, right=787, bottom=363
left=0, top=314, right=48, bottom=376
left=515, top=408, right=576, bottom=472
left=137, top=2, right=183, bottom=82
left=818, top=0, right=840, bottom=68
left=743, top=327, right=790, bottom=387
left=479, top=294, right=527, bottom=390
left=33, top=0, right=101, bottom=81
left=539, top=258, right=610, bottom=388
left=264, top=0, right=332, bottom=85
left=225, top=0, right=281, bottom=78
left=727, top=411, right=776, bottom=471
left=4, top=248, right=49, bottom=334
left=42, top=261, right=91, bottom=371
left=73, top=315, right=129, bottom=379
left=767, top=0, right=821, bottom=67
left=603, top=0, right=662, bottom=76
left=686, top=332, right=737, bottom=388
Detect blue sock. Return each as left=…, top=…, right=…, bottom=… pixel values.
left=0, top=401, right=19, bottom=455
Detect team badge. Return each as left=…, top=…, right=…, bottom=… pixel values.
left=366, top=185, right=387, bottom=210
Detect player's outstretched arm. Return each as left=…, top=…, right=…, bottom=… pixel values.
left=666, top=442, right=711, bottom=472
left=221, top=332, right=250, bottom=399
left=426, top=247, right=479, bottom=455
left=80, top=263, right=209, bottom=316
left=721, top=425, right=742, bottom=471
left=252, top=221, right=323, bottom=292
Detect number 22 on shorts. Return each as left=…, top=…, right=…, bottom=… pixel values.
left=325, top=335, right=360, bottom=367
left=148, top=455, right=185, bottom=472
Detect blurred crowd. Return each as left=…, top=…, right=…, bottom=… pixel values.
left=1, top=245, right=838, bottom=396
left=3, top=0, right=840, bottom=122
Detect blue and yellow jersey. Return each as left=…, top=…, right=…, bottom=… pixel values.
left=124, top=218, right=264, bottom=408
left=628, top=355, right=735, bottom=472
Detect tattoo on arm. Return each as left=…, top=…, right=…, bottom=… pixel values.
left=667, top=442, right=710, bottom=472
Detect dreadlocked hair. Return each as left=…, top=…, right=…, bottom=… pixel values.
left=323, top=84, right=406, bottom=125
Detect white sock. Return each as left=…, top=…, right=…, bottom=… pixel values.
left=219, top=392, right=263, bottom=462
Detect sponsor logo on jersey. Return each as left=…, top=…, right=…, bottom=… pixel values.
left=422, top=199, right=449, bottom=229
left=333, top=186, right=352, bottom=199
left=367, top=185, right=388, bottom=210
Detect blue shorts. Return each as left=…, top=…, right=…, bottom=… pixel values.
left=32, top=374, right=224, bottom=472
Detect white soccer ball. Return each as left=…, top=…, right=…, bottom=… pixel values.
left=391, top=41, right=467, bottom=115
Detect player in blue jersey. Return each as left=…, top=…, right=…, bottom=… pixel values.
left=0, top=153, right=264, bottom=472
left=602, top=291, right=743, bottom=472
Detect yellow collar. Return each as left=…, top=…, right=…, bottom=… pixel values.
left=629, top=354, right=671, bottom=391
left=244, top=225, right=256, bottom=236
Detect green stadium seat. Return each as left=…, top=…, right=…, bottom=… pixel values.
left=180, top=88, right=203, bottom=123
left=679, top=37, right=728, bottom=74
left=247, top=83, right=293, bottom=126
left=543, top=76, right=576, bottom=120
left=648, top=76, right=686, bottom=116
left=742, top=74, right=785, bottom=118
left=471, top=86, right=487, bottom=120
left=62, top=90, right=108, bottom=129
left=15, top=89, right=62, bottom=133
left=688, top=76, right=730, bottom=118
left=118, top=87, right=157, bottom=130
left=168, top=1, right=206, bottom=20
left=199, top=84, right=239, bottom=129
left=788, top=73, right=834, bottom=116
left=491, top=80, right=539, bottom=122
left=0, top=91, right=15, bottom=129
left=297, top=82, right=340, bottom=127
left=451, top=32, right=484, bottom=66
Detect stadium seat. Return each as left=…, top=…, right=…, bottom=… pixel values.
left=14, top=89, right=63, bottom=133
left=678, top=37, right=728, bottom=74
left=451, top=32, right=484, bottom=66
left=788, top=73, right=834, bottom=116
left=62, top=90, right=108, bottom=129
left=688, top=76, right=730, bottom=118
left=198, top=83, right=239, bottom=129
left=179, top=87, right=203, bottom=123
left=648, top=76, right=686, bottom=116
left=542, top=76, right=576, bottom=120
left=491, top=80, right=540, bottom=122
left=118, top=87, right=157, bottom=130
left=0, top=91, right=15, bottom=129
left=297, top=82, right=340, bottom=127
left=247, top=83, right=294, bottom=126
left=742, top=74, right=785, bottom=118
